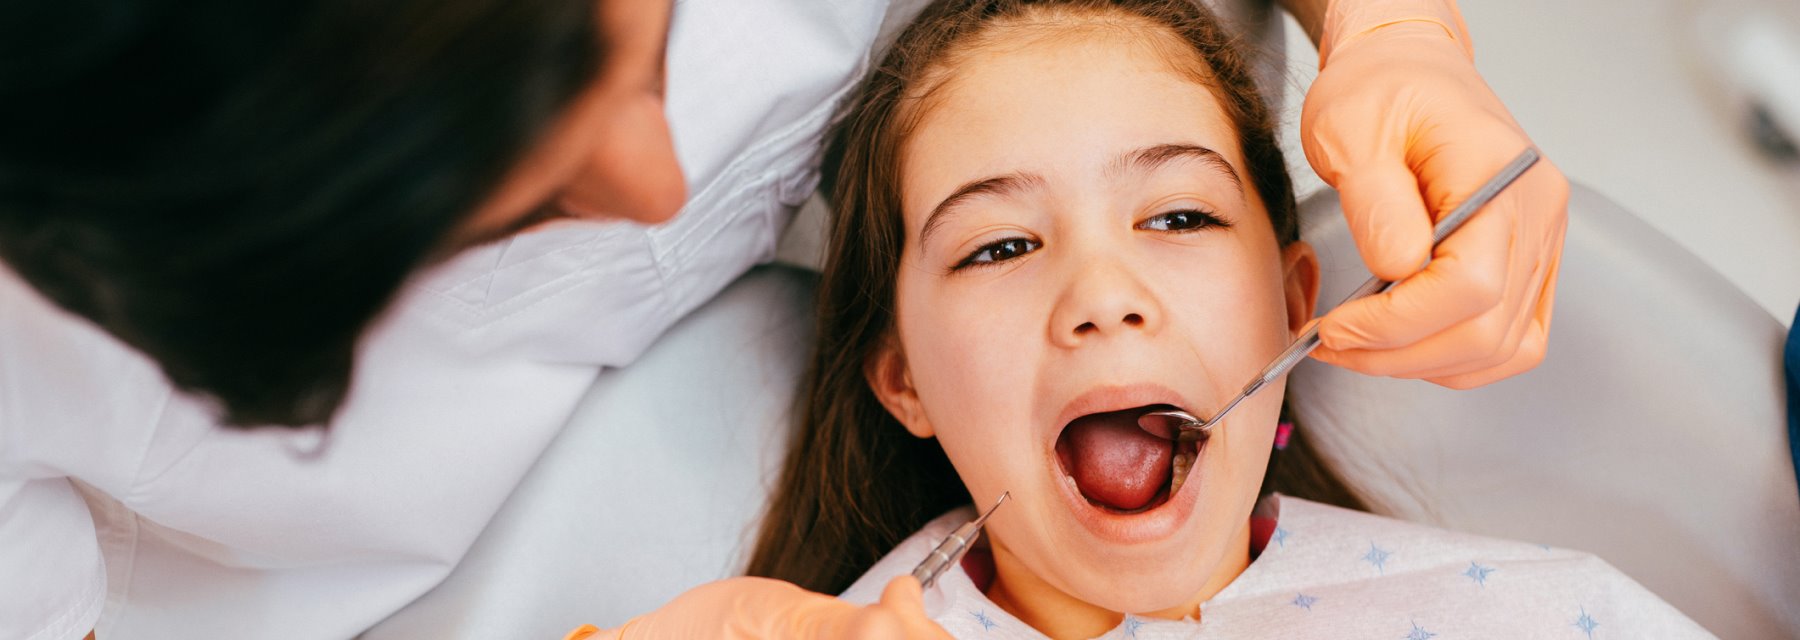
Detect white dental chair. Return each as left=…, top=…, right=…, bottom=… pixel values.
left=1289, top=185, right=1800, bottom=639
left=364, top=183, right=1800, bottom=639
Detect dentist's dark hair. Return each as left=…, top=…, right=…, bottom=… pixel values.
left=748, top=0, right=1367, bottom=595
left=0, top=0, right=599, bottom=426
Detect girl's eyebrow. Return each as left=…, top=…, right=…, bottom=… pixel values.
left=921, top=172, right=1047, bottom=246
left=919, top=143, right=1243, bottom=246
left=1113, top=143, right=1244, bottom=194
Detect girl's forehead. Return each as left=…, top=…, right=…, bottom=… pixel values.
left=900, top=25, right=1242, bottom=214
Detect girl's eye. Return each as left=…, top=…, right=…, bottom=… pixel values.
left=1137, top=208, right=1230, bottom=233
left=953, top=237, right=1040, bottom=271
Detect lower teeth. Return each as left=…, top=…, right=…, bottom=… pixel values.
left=1169, top=446, right=1194, bottom=496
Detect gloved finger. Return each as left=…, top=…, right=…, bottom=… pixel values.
left=835, top=577, right=952, bottom=640
left=877, top=575, right=926, bottom=612
left=1313, top=248, right=1547, bottom=380
left=882, top=576, right=954, bottom=639
left=1391, top=270, right=1538, bottom=382
left=598, top=577, right=839, bottom=639
left=1313, top=239, right=1541, bottom=380
left=1408, top=117, right=1534, bottom=219
left=1423, top=252, right=1561, bottom=387
left=1310, top=318, right=1515, bottom=382
left=1374, top=162, right=1566, bottom=378
left=1425, top=315, right=1550, bottom=389
left=1385, top=191, right=1563, bottom=381
left=1333, top=160, right=1435, bottom=282
left=1316, top=187, right=1518, bottom=352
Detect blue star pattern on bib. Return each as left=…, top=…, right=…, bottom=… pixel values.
left=1363, top=542, right=1392, bottom=575
left=1464, top=562, right=1496, bottom=587
left=971, top=609, right=997, bottom=631
left=1573, top=607, right=1600, bottom=639
left=1405, top=620, right=1438, bottom=640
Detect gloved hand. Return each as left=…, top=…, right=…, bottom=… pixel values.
left=1299, top=0, right=1570, bottom=389
left=565, top=576, right=952, bottom=640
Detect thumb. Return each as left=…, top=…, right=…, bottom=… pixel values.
left=851, top=576, right=952, bottom=640
left=1334, top=160, right=1434, bottom=282
left=878, top=575, right=931, bottom=616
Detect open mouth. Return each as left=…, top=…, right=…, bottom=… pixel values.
left=1054, top=404, right=1206, bottom=515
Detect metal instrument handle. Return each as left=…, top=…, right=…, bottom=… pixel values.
left=909, top=492, right=1009, bottom=589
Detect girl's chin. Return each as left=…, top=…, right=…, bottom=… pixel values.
left=1071, top=574, right=1213, bottom=618
left=995, top=554, right=1215, bottom=622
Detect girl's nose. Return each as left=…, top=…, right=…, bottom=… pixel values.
left=1048, top=259, right=1164, bottom=348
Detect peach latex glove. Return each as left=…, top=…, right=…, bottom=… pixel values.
left=1300, top=0, right=1570, bottom=388
left=564, top=576, right=952, bottom=640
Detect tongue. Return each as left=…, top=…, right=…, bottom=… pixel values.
left=1055, top=409, right=1172, bottom=511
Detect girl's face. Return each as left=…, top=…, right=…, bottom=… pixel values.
left=867, top=20, right=1319, bottom=627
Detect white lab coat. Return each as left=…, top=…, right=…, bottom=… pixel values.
left=841, top=495, right=1714, bottom=638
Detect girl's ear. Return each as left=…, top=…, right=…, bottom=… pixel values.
left=1282, top=241, right=1321, bottom=338
left=865, top=332, right=935, bottom=439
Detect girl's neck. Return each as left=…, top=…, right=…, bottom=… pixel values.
left=984, top=519, right=1253, bottom=640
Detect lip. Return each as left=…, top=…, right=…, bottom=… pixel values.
left=1048, top=383, right=1206, bottom=545
left=1050, top=383, right=1197, bottom=435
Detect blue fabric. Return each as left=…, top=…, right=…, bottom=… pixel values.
left=1787, top=304, right=1799, bottom=500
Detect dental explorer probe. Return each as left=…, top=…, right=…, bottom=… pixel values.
left=1140, top=147, right=1543, bottom=443
left=911, top=492, right=1009, bottom=589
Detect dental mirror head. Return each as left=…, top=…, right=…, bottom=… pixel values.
left=1137, top=408, right=1212, bottom=443
left=1137, top=386, right=1252, bottom=442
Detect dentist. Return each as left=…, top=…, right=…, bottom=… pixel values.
left=0, top=0, right=1565, bottom=638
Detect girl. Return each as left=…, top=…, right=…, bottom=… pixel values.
left=748, top=0, right=1708, bottom=637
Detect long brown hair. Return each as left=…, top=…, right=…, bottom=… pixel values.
left=748, top=0, right=1366, bottom=596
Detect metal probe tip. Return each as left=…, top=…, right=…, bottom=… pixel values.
left=974, top=492, right=1009, bottom=528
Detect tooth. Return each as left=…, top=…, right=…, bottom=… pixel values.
left=1170, top=448, right=1193, bottom=496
